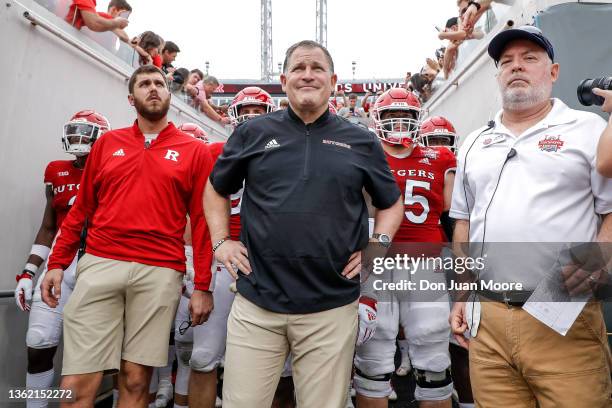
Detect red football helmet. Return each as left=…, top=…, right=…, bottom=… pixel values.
left=62, top=110, right=110, bottom=156
left=372, top=88, right=421, bottom=146
left=419, top=116, right=457, bottom=153
left=228, top=86, right=276, bottom=126
left=328, top=101, right=338, bottom=115
left=178, top=122, right=209, bottom=142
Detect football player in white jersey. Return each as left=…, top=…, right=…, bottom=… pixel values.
left=14, top=110, right=109, bottom=408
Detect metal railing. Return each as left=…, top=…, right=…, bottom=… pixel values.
left=0, top=291, right=13, bottom=298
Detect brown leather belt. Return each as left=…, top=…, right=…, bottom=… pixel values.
left=477, top=288, right=533, bottom=307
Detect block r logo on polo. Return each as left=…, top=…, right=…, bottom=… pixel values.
left=165, top=150, right=180, bottom=162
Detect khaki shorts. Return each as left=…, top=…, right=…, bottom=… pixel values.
left=62, top=253, right=183, bottom=375
left=223, top=294, right=358, bottom=408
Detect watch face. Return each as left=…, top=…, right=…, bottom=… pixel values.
left=378, top=234, right=391, bottom=247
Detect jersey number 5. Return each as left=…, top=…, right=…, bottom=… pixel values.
left=404, top=180, right=430, bottom=224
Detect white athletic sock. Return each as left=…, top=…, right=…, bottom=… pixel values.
left=156, top=378, right=173, bottom=408
left=174, top=359, right=191, bottom=396
left=26, top=369, right=54, bottom=408
left=173, top=404, right=187, bottom=408
left=459, top=404, right=475, bottom=408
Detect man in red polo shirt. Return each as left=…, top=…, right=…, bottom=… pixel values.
left=65, top=0, right=131, bottom=43
left=42, top=65, right=214, bottom=407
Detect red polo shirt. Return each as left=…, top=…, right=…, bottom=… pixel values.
left=48, top=122, right=214, bottom=291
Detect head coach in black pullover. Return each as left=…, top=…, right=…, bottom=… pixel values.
left=204, top=40, right=404, bottom=407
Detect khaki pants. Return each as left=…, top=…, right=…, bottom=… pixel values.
left=62, top=253, right=183, bottom=375
left=470, top=300, right=612, bottom=408
left=222, top=294, right=358, bottom=407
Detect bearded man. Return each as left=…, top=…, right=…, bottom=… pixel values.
left=42, top=65, right=215, bottom=408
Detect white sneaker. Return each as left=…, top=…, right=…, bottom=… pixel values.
left=350, top=385, right=356, bottom=398
left=155, top=379, right=173, bottom=408
left=215, top=396, right=223, bottom=407
left=389, top=388, right=398, bottom=401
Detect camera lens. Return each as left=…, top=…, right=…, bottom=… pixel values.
left=577, top=77, right=612, bottom=106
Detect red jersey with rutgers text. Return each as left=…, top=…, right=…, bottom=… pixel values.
left=209, top=142, right=243, bottom=241
left=385, top=145, right=456, bottom=243
left=44, top=160, right=84, bottom=230
left=47, top=122, right=214, bottom=291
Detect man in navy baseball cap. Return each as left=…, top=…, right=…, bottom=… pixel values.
left=488, top=25, right=554, bottom=65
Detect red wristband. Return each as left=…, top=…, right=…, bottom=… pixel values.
left=16, top=272, right=33, bottom=282
left=359, top=296, right=377, bottom=310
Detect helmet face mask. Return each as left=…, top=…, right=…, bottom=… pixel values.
left=373, top=88, right=422, bottom=147
left=418, top=116, right=457, bottom=153
left=235, top=104, right=268, bottom=124
left=425, top=134, right=453, bottom=147
left=378, top=110, right=420, bottom=145
left=62, top=110, right=110, bottom=156
left=228, top=87, right=276, bottom=126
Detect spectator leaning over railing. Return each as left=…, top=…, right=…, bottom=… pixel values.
left=173, top=69, right=203, bottom=106
left=440, top=17, right=461, bottom=78
left=440, top=15, right=484, bottom=79
left=423, top=57, right=445, bottom=94
left=194, top=76, right=231, bottom=124
left=594, top=88, right=612, bottom=177
left=439, top=15, right=484, bottom=43
left=132, top=31, right=163, bottom=67
left=65, top=0, right=131, bottom=43
left=459, top=0, right=515, bottom=34
left=408, top=68, right=436, bottom=104
left=459, top=0, right=492, bottom=33
left=161, top=41, right=180, bottom=75
left=169, top=67, right=190, bottom=94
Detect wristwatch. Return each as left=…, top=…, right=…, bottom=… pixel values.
left=372, top=233, right=392, bottom=248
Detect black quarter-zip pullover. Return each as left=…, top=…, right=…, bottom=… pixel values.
left=210, top=106, right=400, bottom=313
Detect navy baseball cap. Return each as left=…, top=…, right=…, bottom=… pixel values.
left=487, top=25, right=554, bottom=64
